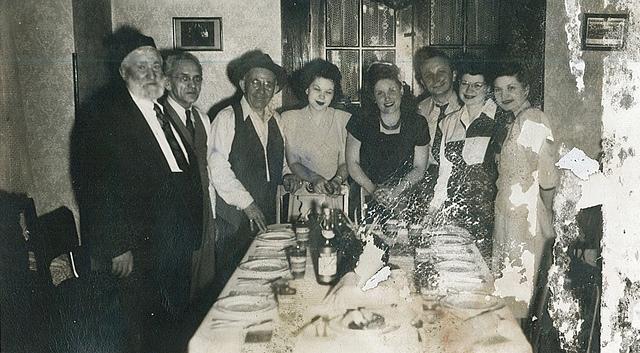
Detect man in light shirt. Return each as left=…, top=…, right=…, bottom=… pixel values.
left=209, top=50, right=299, bottom=286
left=161, top=51, right=216, bottom=301
left=73, top=30, right=201, bottom=352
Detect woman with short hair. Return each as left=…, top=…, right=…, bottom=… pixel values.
left=345, top=62, right=429, bottom=217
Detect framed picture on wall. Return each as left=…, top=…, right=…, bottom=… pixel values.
left=582, top=13, right=628, bottom=51
left=173, top=17, right=222, bottom=51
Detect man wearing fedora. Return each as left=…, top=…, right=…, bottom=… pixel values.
left=209, top=50, right=299, bottom=286
left=73, top=28, right=201, bottom=352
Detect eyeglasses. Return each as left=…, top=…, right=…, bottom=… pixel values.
left=460, top=81, right=486, bottom=90
left=174, top=75, right=203, bottom=84
left=248, top=79, right=276, bottom=91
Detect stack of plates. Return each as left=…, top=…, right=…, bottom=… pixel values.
left=238, top=258, right=290, bottom=278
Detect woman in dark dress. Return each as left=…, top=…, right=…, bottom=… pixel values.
left=345, top=62, right=429, bottom=221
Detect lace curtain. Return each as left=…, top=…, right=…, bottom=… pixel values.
left=0, top=2, right=32, bottom=192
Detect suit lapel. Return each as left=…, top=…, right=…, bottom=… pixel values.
left=119, top=90, right=169, bottom=173
left=161, top=97, right=194, bottom=149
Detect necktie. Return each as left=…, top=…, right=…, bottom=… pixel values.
left=154, top=103, right=189, bottom=172
left=185, top=109, right=195, bottom=141
left=431, top=103, right=448, bottom=164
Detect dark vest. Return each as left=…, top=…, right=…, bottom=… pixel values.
left=216, top=101, right=284, bottom=227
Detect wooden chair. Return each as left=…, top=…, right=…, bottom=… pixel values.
left=276, top=183, right=349, bottom=224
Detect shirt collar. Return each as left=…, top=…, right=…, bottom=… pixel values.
left=425, top=92, right=462, bottom=116
left=167, top=95, right=191, bottom=124
left=513, top=100, right=532, bottom=117
left=461, top=99, right=497, bottom=126
left=241, top=96, right=275, bottom=122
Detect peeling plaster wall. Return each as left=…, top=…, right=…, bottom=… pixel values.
left=547, top=0, right=640, bottom=352
left=111, top=0, right=283, bottom=113
left=599, top=0, right=640, bottom=350
left=544, top=0, right=615, bottom=159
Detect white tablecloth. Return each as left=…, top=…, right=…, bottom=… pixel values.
left=189, top=234, right=532, bottom=353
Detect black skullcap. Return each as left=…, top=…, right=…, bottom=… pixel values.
left=104, top=26, right=156, bottom=79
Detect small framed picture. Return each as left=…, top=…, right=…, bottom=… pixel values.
left=582, top=13, right=628, bottom=51
left=173, top=17, right=222, bottom=51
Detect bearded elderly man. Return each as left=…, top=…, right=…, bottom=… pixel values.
left=209, top=50, right=300, bottom=287
left=75, top=32, right=202, bottom=352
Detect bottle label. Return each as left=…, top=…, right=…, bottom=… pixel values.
left=318, top=252, right=337, bottom=276
left=321, top=230, right=335, bottom=239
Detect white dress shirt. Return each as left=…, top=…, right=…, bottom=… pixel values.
left=209, top=97, right=290, bottom=210
left=166, top=95, right=217, bottom=218
left=129, top=91, right=188, bottom=172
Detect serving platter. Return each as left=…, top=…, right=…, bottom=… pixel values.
left=328, top=309, right=399, bottom=335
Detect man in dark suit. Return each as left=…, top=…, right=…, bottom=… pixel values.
left=160, top=51, right=216, bottom=302
left=73, top=32, right=202, bottom=353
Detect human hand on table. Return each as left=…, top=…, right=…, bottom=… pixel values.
left=243, top=202, right=267, bottom=232
left=283, top=173, right=303, bottom=193
left=328, top=175, right=344, bottom=195
left=112, top=250, right=133, bottom=278
left=310, top=176, right=334, bottom=194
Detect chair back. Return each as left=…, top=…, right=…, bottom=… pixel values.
left=276, top=183, right=349, bottom=224
left=34, top=206, right=84, bottom=287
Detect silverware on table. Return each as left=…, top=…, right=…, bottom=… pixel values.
left=462, top=304, right=505, bottom=322
left=236, top=276, right=282, bottom=284
left=292, top=315, right=321, bottom=336
left=210, top=318, right=273, bottom=329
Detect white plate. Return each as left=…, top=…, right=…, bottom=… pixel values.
left=429, top=235, right=473, bottom=246
left=213, top=295, right=277, bottom=314
left=441, top=293, right=503, bottom=312
left=239, top=258, right=289, bottom=273
left=256, top=232, right=295, bottom=242
left=267, top=223, right=293, bottom=231
left=436, top=259, right=478, bottom=273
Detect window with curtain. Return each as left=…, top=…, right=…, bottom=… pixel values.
left=324, top=0, right=398, bottom=102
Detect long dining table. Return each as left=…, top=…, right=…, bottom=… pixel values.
left=188, top=224, right=533, bottom=353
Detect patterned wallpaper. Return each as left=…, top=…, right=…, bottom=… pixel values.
left=111, top=0, right=283, bottom=113
left=8, top=0, right=282, bottom=226
left=13, top=0, right=77, bottom=216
